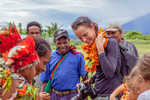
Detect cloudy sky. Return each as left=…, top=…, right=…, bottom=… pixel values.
left=0, top=0, right=150, bottom=32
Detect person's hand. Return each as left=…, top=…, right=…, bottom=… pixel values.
left=109, top=94, right=116, bottom=100
left=95, top=32, right=106, bottom=55
left=120, top=95, right=128, bottom=100
left=39, top=92, right=50, bottom=100
left=76, top=83, right=81, bottom=89
left=76, top=78, right=93, bottom=88
left=84, top=78, right=93, bottom=84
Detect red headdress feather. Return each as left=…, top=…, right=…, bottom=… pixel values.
left=3, top=36, right=39, bottom=72
left=0, top=26, right=21, bottom=53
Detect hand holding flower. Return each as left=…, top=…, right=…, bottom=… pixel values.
left=95, top=32, right=105, bottom=55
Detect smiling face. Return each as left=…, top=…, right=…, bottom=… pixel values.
left=73, top=25, right=96, bottom=45
left=54, top=37, right=70, bottom=54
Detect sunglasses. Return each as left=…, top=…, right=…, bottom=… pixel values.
left=72, top=19, right=88, bottom=29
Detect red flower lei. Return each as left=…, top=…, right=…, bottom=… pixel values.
left=81, top=28, right=109, bottom=72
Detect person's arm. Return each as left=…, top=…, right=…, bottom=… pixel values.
left=89, top=73, right=97, bottom=84
left=96, top=36, right=119, bottom=78
left=81, top=72, right=88, bottom=81
left=77, top=52, right=88, bottom=81
left=41, top=82, right=48, bottom=92
left=40, top=64, right=50, bottom=92
left=110, top=84, right=125, bottom=100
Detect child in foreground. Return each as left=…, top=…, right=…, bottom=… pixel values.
left=110, top=67, right=139, bottom=100
left=110, top=53, right=150, bottom=100
left=136, top=53, right=150, bottom=100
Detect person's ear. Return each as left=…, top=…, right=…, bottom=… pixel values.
left=119, top=30, right=123, bottom=36
left=139, top=75, right=146, bottom=83
left=90, top=23, right=95, bottom=30
left=54, top=40, right=56, bottom=45
left=67, top=38, right=70, bottom=44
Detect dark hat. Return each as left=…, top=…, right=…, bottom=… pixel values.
left=54, top=29, right=69, bottom=40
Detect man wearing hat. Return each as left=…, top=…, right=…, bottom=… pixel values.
left=40, top=29, right=87, bottom=100
left=106, top=22, right=139, bottom=57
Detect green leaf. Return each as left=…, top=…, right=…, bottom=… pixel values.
left=87, top=61, right=92, bottom=68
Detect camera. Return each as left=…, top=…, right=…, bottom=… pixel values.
left=71, top=82, right=97, bottom=100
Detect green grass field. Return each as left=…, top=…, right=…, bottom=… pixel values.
left=50, top=39, right=150, bottom=58
left=135, top=43, right=150, bottom=57
left=126, top=39, right=150, bottom=57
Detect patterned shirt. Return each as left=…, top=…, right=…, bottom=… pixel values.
left=137, top=89, right=150, bottom=100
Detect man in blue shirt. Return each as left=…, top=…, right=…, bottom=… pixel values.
left=40, top=29, right=87, bottom=100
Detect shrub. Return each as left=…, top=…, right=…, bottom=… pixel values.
left=123, top=30, right=150, bottom=40
left=124, top=30, right=142, bottom=39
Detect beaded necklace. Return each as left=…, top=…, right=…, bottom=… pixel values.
left=0, top=67, right=39, bottom=100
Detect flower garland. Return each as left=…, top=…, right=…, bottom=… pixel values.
left=15, top=84, right=39, bottom=100
left=0, top=67, right=12, bottom=96
left=0, top=67, right=39, bottom=100
left=121, top=83, right=128, bottom=100
left=81, top=28, right=109, bottom=72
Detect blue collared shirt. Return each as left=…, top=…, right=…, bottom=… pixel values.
left=40, top=49, right=87, bottom=91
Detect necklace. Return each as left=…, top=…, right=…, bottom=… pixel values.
left=81, top=28, right=109, bottom=72
left=0, top=67, right=39, bottom=100
left=10, top=74, right=39, bottom=100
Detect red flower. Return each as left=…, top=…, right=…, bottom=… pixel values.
left=3, top=36, right=39, bottom=72
left=0, top=26, right=21, bottom=53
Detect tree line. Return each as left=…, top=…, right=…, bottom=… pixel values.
left=1, top=22, right=63, bottom=38
left=123, top=30, right=150, bottom=40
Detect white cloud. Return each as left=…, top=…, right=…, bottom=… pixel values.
left=0, top=0, right=150, bottom=30
left=2, top=0, right=20, bottom=4
left=66, top=26, right=72, bottom=30
left=5, top=11, right=32, bottom=17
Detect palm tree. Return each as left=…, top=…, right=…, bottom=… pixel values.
left=18, top=23, right=22, bottom=34
left=46, top=22, right=63, bottom=37
left=4, top=22, right=16, bottom=27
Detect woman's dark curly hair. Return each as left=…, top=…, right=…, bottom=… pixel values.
left=33, top=37, right=52, bottom=57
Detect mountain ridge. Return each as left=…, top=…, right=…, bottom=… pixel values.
left=122, top=13, right=150, bottom=35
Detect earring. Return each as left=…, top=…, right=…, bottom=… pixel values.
left=139, top=78, right=142, bottom=82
